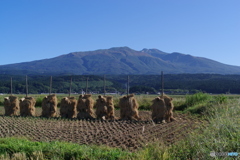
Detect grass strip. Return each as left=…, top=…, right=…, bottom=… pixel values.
left=0, top=137, right=135, bottom=160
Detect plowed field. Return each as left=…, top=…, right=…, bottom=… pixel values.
left=0, top=108, right=201, bottom=151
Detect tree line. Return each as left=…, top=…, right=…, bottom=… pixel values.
left=1, top=74, right=240, bottom=94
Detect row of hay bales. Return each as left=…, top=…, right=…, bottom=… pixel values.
left=59, top=94, right=115, bottom=120
left=4, top=96, right=36, bottom=117
left=3, top=94, right=175, bottom=123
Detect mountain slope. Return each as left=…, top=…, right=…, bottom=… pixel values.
left=143, top=49, right=240, bottom=74
left=1, top=47, right=240, bottom=75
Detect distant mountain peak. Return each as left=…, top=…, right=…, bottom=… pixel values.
left=109, top=46, right=133, bottom=50
left=141, top=48, right=169, bottom=55
left=1, top=47, right=240, bottom=75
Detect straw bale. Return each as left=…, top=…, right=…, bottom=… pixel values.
left=41, top=94, right=58, bottom=118
left=105, top=96, right=115, bottom=120
left=3, top=96, right=20, bottom=116
left=150, top=97, right=166, bottom=123
left=77, top=94, right=95, bottom=119
left=161, top=95, right=176, bottom=122
left=95, top=95, right=115, bottom=120
left=60, top=97, right=77, bottom=118
left=19, top=97, right=36, bottom=117
left=119, top=94, right=140, bottom=120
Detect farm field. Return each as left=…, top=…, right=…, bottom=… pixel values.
left=0, top=108, right=200, bottom=151
left=0, top=93, right=239, bottom=159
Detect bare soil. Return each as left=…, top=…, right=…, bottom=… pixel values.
left=0, top=107, right=201, bottom=151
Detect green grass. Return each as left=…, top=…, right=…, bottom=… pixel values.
left=175, top=93, right=229, bottom=115
left=168, top=100, right=239, bottom=159
left=0, top=137, right=136, bottom=160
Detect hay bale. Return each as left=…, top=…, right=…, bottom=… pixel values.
left=161, top=95, right=176, bottom=122
left=19, top=97, right=36, bottom=117
left=150, top=97, right=166, bottom=123
left=95, top=95, right=115, bottom=120
left=60, top=97, right=77, bottom=118
left=77, top=94, right=95, bottom=119
left=106, top=96, right=115, bottom=120
left=3, top=96, right=20, bottom=116
left=119, top=94, right=140, bottom=120
left=41, top=94, right=58, bottom=118
left=95, top=95, right=107, bottom=120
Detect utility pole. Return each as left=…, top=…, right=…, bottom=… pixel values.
left=161, top=71, right=164, bottom=97
left=127, top=75, right=129, bottom=96
left=10, top=77, right=13, bottom=95
left=103, top=75, right=106, bottom=96
left=86, top=77, right=89, bottom=94
left=26, top=75, right=28, bottom=97
left=69, top=76, right=72, bottom=97
left=49, top=76, right=52, bottom=95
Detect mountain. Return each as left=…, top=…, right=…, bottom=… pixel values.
left=1, top=47, right=240, bottom=75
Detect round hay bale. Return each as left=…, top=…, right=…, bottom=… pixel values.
left=19, top=97, right=36, bottom=117
left=60, top=97, right=77, bottom=118
left=41, top=94, right=58, bottom=118
left=3, top=95, right=20, bottom=116
left=77, top=94, right=95, bottom=119
left=119, top=94, right=140, bottom=120
left=150, top=97, right=166, bottom=123
left=95, top=95, right=115, bottom=120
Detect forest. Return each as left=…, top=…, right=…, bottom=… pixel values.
left=1, top=74, right=240, bottom=94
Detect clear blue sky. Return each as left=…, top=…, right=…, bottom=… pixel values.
left=0, top=0, right=239, bottom=66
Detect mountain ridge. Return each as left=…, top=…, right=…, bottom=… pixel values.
left=1, top=47, right=240, bottom=75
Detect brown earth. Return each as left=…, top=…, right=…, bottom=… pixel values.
left=0, top=107, right=201, bottom=151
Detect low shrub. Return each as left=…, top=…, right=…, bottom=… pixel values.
left=174, top=104, right=188, bottom=111
left=185, top=92, right=211, bottom=106
left=214, top=94, right=228, bottom=104
left=35, top=97, right=43, bottom=107
left=184, top=103, right=208, bottom=114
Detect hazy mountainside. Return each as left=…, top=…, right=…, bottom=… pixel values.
left=1, top=47, right=240, bottom=75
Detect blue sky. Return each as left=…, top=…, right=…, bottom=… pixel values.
left=0, top=0, right=239, bottom=66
